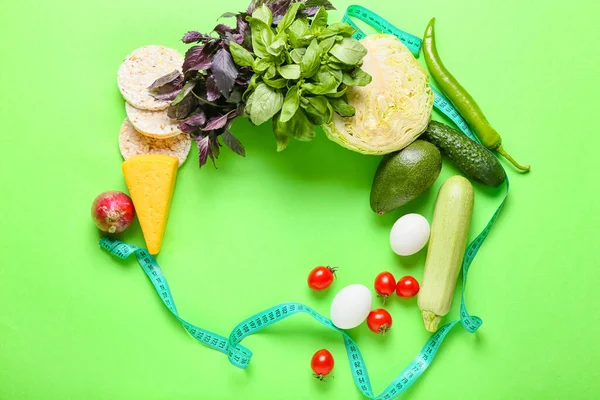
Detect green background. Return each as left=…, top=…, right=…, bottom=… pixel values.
left=1, top=0, right=598, bottom=398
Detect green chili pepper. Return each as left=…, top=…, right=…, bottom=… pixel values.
left=422, top=18, right=530, bottom=171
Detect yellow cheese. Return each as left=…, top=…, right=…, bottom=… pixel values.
left=122, top=154, right=178, bottom=255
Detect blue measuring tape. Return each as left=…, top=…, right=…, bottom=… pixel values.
left=100, top=6, right=510, bottom=399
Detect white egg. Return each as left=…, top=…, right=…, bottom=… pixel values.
left=330, top=284, right=373, bottom=329
left=390, top=213, right=431, bottom=256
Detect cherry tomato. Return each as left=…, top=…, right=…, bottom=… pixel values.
left=311, top=349, right=334, bottom=380
left=367, top=309, right=393, bottom=334
left=396, top=276, right=420, bottom=298
left=308, top=266, right=337, bottom=291
left=374, top=272, right=396, bottom=302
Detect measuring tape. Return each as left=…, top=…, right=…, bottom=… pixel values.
left=99, top=6, right=510, bottom=399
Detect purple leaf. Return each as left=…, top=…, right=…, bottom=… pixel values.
left=236, top=16, right=250, bottom=43
left=222, top=131, right=246, bottom=157
left=220, top=12, right=238, bottom=19
left=183, top=42, right=218, bottom=73
left=202, top=113, right=230, bottom=131
left=301, top=0, right=335, bottom=16
left=268, top=0, right=292, bottom=22
left=183, top=111, right=207, bottom=127
left=211, top=47, right=238, bottom=98
left=179, top=122, right=199, bottom=134
left=147, top=70, right=182, bottom=90
left=182, top=31, right=211, bottom=44
left=195, top=136, right=210, bottom=167
left=168, top=92, right=196, bottom=120
left=214, top=23, right=234, bottom=35
left=205, top=76, right=221, bottom=102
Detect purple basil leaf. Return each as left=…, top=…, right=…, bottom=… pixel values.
left=184, top=111, right=207, bottom=127
left=179, top=122, right=199, bottom=134
left=182, top=46, right=203, bottom=73
left=147, top=70, right=182, bottom=90
left=172, top=81, right=196, bottom=105
left=301, top=0, right=335, bottom=16
left=214, top=23, right=234, bottom=35
left=205, top=76, right=221, bottom=102
left=226, top=87, right=242, bottom=104
left=211, top=47, right=238, bottom=98
left=220, top=12, right=238, bottom=19
left=236, top=16, right=250, bottom=43
left=182, top=31, right=211, bottom=44
left=202, top=114, right=230, bottom=131
left=268, top=0, right=292, bottom=22
left=222, top=131, right=246, bottom=157
left=196, top=136, right=210, bottom=167
left=210, top=135, right=221, bottom=161
left=150, top=88, right=181, bottom=102
left=170, top=93, right=196, bottom=120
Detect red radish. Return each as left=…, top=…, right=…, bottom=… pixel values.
left=367, top=309, right=393, bottom=334
left=91, top=191, right=135, bottom=234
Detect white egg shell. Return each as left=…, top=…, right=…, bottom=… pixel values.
left=330, top=284, right=373, bottom=329
left=390, top=213, right=431, bottom=256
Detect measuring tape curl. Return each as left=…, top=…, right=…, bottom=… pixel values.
left=99, top=6, right=510, bottom=399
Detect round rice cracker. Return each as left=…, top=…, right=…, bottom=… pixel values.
left=126, top=102, right=182, bottom=138
left=119, top=119, right=191, bottom=167
left=117, top=45, right=183, bottom=111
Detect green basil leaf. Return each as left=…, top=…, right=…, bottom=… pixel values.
left=289, top=48, right=306, bottom=64
left=278, top=64, right=301, bottom=80
left=321, top=22, right=356, bottom=38
left=264, top=76, right=287, bottom=89
left=280, top=84, right=300, bottom=122
left=342, top=68, right=372, bottom=86
left=329, top=97, right=356, bottom=117
left=249, top=83, right=284, bottom=126
left=253, top=57, right=272, bottom=73
left=301, top=95, right=331, bottom=125
left=229, top=42, right=255, bottom=67
left=326, top=85, right=347, bottom=98
left=287, top=19, right=310, bottom=48
left=273, top=109, right=315, bottom=151
left=301, top=39, right=321, bottom=78
left=310, top=7, right=328, bottom=33
left=264, top=65, right=277, bottom=80
left=302, top=68, right=339, bottom=95
left=329, top=37, right=368, bottom=65
left=242, top=74, right=259, bottom=101
left=277, top=2, right=302, bottom=33
left=318, top=36, right=337, bottom=53
left=247, top=18, right=272, bottom=58
left=252, top=4, right=272, bottom=26
left=267, top=38, right=286, bottom=57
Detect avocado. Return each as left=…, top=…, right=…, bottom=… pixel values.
left=370, top=140, right=442, bottom=215
left=421, top=121, right=506, bottom=187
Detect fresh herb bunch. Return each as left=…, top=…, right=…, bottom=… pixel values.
left=149, top=0, right=370, bottom=166
left=233, top=4, right=371, bottom=151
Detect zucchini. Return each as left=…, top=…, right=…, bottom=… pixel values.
left=422, top=121, right=506, bottom=187
left=418, top=175, right=474, bottom=332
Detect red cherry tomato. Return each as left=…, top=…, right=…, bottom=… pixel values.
left=308, top=266, right=337, bottom=291
left=311, top=349, right=334, bottom=380
left=367, top=309, right=393, bottom=334
left=396, top=276, right=420, bottom=298
left=374, top=272, right=396, bottom=301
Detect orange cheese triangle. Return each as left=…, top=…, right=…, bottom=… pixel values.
left=122, top=155, right=178, bottom=255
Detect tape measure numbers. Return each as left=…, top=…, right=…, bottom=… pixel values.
left=99, top=6, right=510, bottom=399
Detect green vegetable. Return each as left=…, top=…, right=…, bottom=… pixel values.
left=423, top=18, right=530, bottom=171
left=370, top=140, right=442, bottom=215
left=422, top=121, right=506, bottom=187
left=418, top=175, right=474, bottom=332
left=323, top=35, right=434, bottom=155
left=239, top=4, right=371, bottom=151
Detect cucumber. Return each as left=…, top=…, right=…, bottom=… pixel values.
left=422, top=121, right=506, bottom=187
left=418, top=176, right=474, bottom=332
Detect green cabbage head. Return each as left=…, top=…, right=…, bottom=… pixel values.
left=324, top=34, right=434, bottom=155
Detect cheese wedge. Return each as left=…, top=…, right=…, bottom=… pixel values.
left=122, top=154, right=178, bottom=255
